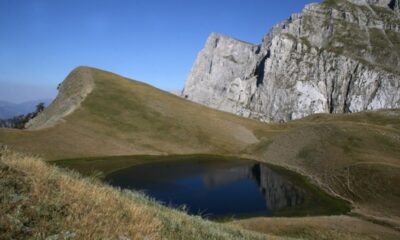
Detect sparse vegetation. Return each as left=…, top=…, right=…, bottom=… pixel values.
left=317, top=0, right=400, bottom=75
left=321, top=0, right=341, bottom=8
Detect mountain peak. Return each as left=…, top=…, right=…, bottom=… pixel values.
left=183, top=0, right=400, bottom=122
left=26, top=67, right=95, bottom=129
left=207, top=32, right=257, bottom=47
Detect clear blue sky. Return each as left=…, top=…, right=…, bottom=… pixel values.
left=0, top=0, right=320, bottom=103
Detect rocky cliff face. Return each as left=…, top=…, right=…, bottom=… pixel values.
left=182, top=0, right=400, bottom=122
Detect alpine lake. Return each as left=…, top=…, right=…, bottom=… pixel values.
left=54, top=155, right=350, bottom=220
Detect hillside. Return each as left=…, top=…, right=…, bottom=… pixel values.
left=0, top=149, right=278, bottom=240
left=247, top=110, right=400, bottom=231
left=182, top=0, right=400, bottom=122
left=3, top=150, right=399, bottom=240
left=0, top=66, right=399, bottom=238
left=0, top=66, right=267, bottom=160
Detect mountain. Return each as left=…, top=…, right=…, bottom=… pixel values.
left=182, top=0, right=400, bottom=122
left=0, top=66, right=399, bottom=236
left=0, top=66, right=263, bottom=160
left=0, top=99, right=52, bottom=119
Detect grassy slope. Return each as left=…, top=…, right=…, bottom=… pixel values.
left=232, top=216, right=400, bottom=240
left=0, top=67, right=399, bottom=238
left=246, top=110, right=400, bottom=228
left=0, top=149, right=282, bottom=240
left=0, top=67, right=282, bottom=160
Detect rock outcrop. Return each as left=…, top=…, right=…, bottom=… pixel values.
left=26, top=67, right=95, bottom=129
left=182, top=0, right=400, bottom=122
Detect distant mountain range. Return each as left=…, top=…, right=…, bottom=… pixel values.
left=0, top=99, right=52, bottom=119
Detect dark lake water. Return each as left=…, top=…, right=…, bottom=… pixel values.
left=105, top=158, right=349, bottom=219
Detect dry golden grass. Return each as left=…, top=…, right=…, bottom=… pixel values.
left=232, top=216, right=400, bottom=240
left=0, top=148, right=287, bottom=240
left=0, top=149, right=160, bottom=239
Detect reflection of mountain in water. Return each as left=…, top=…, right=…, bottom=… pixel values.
left=203, top=163, right=305, bottom=212
left=252, top=164, right=305, bottom=211
left=203, top=167, right=251, bottom=188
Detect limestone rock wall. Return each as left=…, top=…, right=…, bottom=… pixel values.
left=182, top=0, right=400, bottom=122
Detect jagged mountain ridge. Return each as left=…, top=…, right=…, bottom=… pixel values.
left=182, top=0, right=400, bottom=122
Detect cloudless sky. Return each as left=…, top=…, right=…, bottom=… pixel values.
left=0, top=0, right=320, bottom=103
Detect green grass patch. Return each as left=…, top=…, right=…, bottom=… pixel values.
left=52, top=154, right=247, bottom=177
left=266, top=164, right=352, bottom=217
